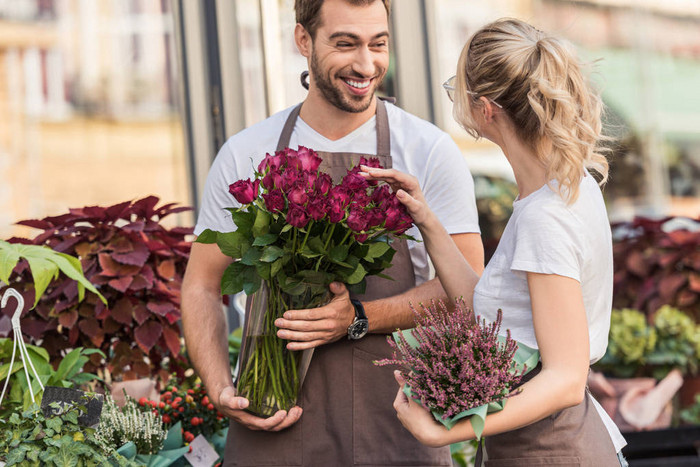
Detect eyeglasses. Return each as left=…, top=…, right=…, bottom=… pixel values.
left=442, top=75, right=503, bottom=109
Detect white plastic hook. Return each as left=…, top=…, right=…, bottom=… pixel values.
left=0, top=287, right=45, bottom=414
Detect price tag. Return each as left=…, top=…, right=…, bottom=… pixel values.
left=183, top=434, right=220, bottom=467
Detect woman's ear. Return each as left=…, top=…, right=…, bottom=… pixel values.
left=295, top=24, right=311, bottom=58
left=479, top=96, right=495, bottom=123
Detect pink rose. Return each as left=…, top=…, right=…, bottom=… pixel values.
left=307, top=195, right=327, bottom=221
left=229, top=179, right=259, bottom=205
left=371, top=184, right=392, bottom=207
left=330, top=186, right=352, bottom=208
left=286, top=203, right=309, bottom=228
left=257, top=151, right=286, bottom=173
left=262, top=189, right=285, bottom=213
left=367, top=208, right=385, bottom=228
left=287, top=181, right=309, bottom=206
left=303, top=172, right=318, bottom=191
left=359, top=156, right=383, bottom=169
left=342, top=173, right=368, bottom=192
left=354, top=233, right=369, bottom=243
left=347, top=207, right=368, bottom=232
left=297, top=146, right=323, bottom=172
left=315, top=173, right=333, bottom=196
left=328, top=198, right=346, bottom=223
left=281, top=169, right=300, bottom=192
left=262, top=170, right=283, bottom=190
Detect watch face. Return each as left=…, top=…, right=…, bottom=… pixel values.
left=348, top=319, right=369, bottom=340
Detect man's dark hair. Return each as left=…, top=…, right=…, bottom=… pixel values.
left=295, top=0, right=391, bottom=39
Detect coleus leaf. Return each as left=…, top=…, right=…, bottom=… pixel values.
left=111, top=297, right=134, bottom=325
left=156, top=259, right=176, bottom=280
left=134, top=320, right=163, bottom=353
left=162, top=325, right=182, bottom=357
left=113, top=242, right=150, bottom=267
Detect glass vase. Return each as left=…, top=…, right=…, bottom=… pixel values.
left=236, top=279, right=330, bottom=417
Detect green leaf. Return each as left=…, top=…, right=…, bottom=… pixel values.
left=308, top=236, right=326, bottom=254
left=242, top=268, right=262, bottom=295
left=216, top=231, right=248, bottom=259
left=367, top=242, right=391, bottom=259
left=221, top=262, right=247, bottom=295
left=255, top=262, right=271, bottom=281
left=195, top=229, right=218, bottom=244
left=23, top=255, right=59, bottom=308
left=271, top=258, right=283, bottom=277
left=240, top=247, right=263, bottom=266
left=345, top=264, right=367, bottom=285
left=329, top=245, right=349, bottom=263
left=230, top=210, right=255, bottom=234
left=0, top=240, right=21, bottom=284
left=252, top=208, right=271, bottom=237
left=260, top=246, right=284, bottom=263
left=281, top=224, right=293, bottom=233
left=54, top=348, right=82, bottom=383
left=45, top=416, right=62, bottom=433
left=253, top=233, right=278, bottom=246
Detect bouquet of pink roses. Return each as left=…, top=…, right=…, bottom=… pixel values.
left=376, top=299, right=539, bottom=439
left=197, top=146, right=414, bottom=416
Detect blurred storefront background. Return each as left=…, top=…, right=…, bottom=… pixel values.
left=1, top=0, right=698, bottom=240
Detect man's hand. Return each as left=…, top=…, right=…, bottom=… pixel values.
left=274, top=282, right=355, bottom=351
left=217, top=386, right=303, bottom=431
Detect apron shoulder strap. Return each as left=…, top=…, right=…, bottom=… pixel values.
left=276, top=103, right=303, bottom=152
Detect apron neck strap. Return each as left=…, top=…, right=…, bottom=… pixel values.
left=276, top=98, right=391, bottom=157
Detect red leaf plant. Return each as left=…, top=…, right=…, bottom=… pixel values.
left=612, top=216, right=700, bottom=320
left=1, top=196, right=193, bottom=384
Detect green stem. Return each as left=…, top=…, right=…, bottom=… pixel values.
left=299, top=220, right=314, bottom=252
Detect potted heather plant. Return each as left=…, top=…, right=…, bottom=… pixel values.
left=375, top=299, right=539, bottom=440
left=199, top=146, right=414, bottom=416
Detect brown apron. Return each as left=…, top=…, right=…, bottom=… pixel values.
left=224, top=98, right=452, bottom=466
left=477, top=365, right=619, bottom=467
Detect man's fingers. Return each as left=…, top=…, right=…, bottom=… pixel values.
left=287, top=339, right=327, bottom=351
left=394, top=369, right=406, bottom=386
left=329, top=281, right=347, bottom=295
left=277, top=328, right=326, bottom=341
left=269, top=407, right=304, bottom=432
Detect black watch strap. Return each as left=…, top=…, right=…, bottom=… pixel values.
left=350, top=299, right=367, bottom=320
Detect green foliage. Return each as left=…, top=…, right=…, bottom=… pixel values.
left=229, top=327, right=242, bottom=370
left=0, top=340, right=104, bottom=419
left=0, top=402, right=126, bottom=466
left=0, top=240, right=106, bottom=309
left=595, top=306, right=700, bottom=379
left=681, top=392, right=700, bottom=425
left=647, top=305, right=700, bottom=379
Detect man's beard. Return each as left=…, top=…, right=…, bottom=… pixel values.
left=310, top=50, right=383, bottom=114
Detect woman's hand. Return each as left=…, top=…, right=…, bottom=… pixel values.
left=360, top=166, right=434, bottom=227
left=392, top=370, right=451, bottom=448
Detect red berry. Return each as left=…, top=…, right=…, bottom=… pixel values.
left=159, top=402, right=165, bottom=409
left=188, top=446, right=193, bottom=453
left=150, top=401, right=157, bottom=408
left=207, top=403, right=215, bottom=411
left=138, top=397, right=148, bottom=406
left=202, top=396, right=210, bottom=406
left=184, top=432, right=195, bottom=442
left=179, top=407, right=185, bottom=413
left=174, top=397, right=183, bottom=404
left=162, top=415, right=171, bottom=424
left=187, top=389, right=194, bottom=395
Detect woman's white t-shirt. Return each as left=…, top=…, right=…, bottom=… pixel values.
left=473, top=172, right=626, bottom=452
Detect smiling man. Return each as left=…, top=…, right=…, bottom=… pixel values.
left=181, top=1, right=484, bottom=465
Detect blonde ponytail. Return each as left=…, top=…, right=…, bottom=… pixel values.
left=455, top=19, right=610, bottom=204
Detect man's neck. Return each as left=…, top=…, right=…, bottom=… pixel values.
left=299, top=91, right=377, bottom=141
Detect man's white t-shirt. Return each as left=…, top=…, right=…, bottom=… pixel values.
left=194, top=102, right=480, bottom=285
left=473, top=172, right=626, bottom=452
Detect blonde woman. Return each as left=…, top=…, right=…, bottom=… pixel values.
left=362, top=18, right=626, bottom=466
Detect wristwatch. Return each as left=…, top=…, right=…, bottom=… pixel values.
left=347, top=299, right=369, bottom=340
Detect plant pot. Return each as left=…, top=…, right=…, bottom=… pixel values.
left=236, top=280, right=330, bottom=417
left=592, top=377, right=673, bottom=432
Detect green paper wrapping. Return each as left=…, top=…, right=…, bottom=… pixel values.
left=393, top=330, right=540, bottom=440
